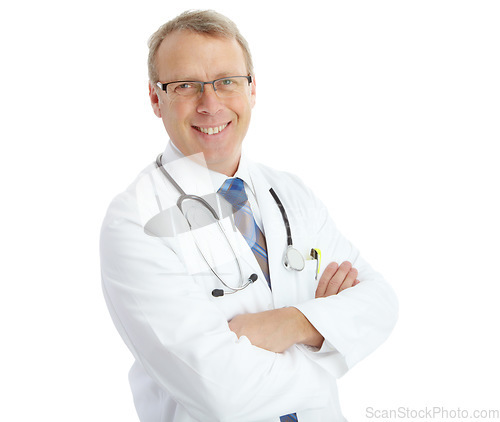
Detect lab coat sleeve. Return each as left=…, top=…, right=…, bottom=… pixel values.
left=100, top=190, right=331, bottom=422
left=289, top=176, right=399, bottom=378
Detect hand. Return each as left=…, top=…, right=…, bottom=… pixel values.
left=229, top=261, right=360, bottom=352
left=315, top=261, right=359, bottom=298
left=229, top=307, right=314, bottom=353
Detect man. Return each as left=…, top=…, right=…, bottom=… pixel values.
left=100, top=10, right=398, bottom=422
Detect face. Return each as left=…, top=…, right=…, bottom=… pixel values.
left=149, top=30, right=256, bottom=176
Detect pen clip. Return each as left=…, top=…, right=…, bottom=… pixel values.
left=310, top=248, right=321, bottom=280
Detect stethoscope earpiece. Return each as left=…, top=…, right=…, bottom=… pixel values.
left=211, top=274, right=258, bottom=297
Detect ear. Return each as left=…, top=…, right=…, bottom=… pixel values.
left=149, top=82, right=162, bottom=118
left=250, top=75, right=256, bottom=108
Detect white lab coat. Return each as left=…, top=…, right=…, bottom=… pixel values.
left=100, top=144, right=398, bottom=422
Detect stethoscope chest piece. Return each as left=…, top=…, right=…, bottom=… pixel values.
left=283, top=246, right=305, bottom=271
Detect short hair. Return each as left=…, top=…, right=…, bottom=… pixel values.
left=147, top=10, right=254, bottom=84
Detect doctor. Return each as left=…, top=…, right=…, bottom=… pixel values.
left=100, top=9, right=398, bottom=422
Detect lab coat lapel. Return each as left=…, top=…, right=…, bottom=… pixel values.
left=247, top=161, right=288, bottom=294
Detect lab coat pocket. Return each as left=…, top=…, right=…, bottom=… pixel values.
left=288, top=260, right=318, bottom=305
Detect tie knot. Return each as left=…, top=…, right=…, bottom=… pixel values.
left=218, top=178, right=248, bottom=211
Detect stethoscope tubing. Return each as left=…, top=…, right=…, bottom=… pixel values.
left=155, top=153, right=304, bottom=295
left=269, top=188, right=292, bottom=247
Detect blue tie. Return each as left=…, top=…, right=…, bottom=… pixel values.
left=218, top=178, right=270, bottom=287
left=280, top=415, right=298, bottom=422
left=218, top=178, right=298, bottom=422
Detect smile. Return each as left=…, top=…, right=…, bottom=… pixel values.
left=194, top=123, right=229, bottom=135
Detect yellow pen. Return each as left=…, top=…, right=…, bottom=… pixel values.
left=310, top=248, right=322, bottom=280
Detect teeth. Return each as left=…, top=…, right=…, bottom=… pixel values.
left=196, top=123, right=228, bottom=135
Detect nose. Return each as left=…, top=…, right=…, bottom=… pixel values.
left=196, top=83, right=223, bottom=115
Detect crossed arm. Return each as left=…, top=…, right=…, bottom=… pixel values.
left=229, top=261, right=359, bottom=353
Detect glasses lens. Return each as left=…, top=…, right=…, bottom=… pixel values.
left=166, top=77, right=250, bottom=98
left=168, top=82, right=202, bottom=97
left=214, top=77, right=249, bottom=97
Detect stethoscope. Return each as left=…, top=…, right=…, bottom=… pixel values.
left=156, top=154, right=305, bottom=296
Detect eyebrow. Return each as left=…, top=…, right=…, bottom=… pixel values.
left=166, top=72, right=247, bottom=82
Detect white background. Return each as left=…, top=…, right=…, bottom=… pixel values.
left=1, top=0, right=499, bottom=420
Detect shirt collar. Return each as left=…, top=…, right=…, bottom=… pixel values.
left=161, top=140, right=256, bottom=196
left=161, top=140, right=185, bottom=164
left=233, top=155, right=256, bottom=197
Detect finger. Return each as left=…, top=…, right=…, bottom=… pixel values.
left=325, top=261, right=352, bottom=296
left=315, top=262, right=339, bottom=298
left=353, top=279, right=360, bottom=286
left=338, top=267, right=358, bottom=293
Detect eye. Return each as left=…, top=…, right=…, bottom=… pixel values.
left=171, top=82, right=200, bottom=96
left=216, top=78, right=239, bottom=92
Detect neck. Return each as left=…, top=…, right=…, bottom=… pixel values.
left=207, top=154, right=241, bottom=177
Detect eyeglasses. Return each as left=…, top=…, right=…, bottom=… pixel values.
left=156, top=76, right=252, bottom=99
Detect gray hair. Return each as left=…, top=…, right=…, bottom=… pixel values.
left=147, top=10, right=254, bottom=84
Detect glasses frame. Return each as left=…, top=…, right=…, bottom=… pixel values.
left=156, top=75, right=253, bottom=97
